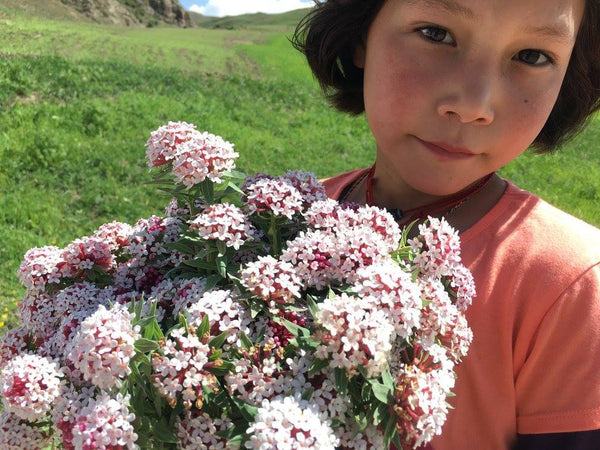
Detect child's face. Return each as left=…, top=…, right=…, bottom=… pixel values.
left=355, top=0, right=584, bottom=196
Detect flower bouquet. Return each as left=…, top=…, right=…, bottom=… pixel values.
left=0, top=122, right=475, bottom=449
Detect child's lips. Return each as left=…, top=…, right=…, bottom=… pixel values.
left=417, top=137, right=476, bottom=159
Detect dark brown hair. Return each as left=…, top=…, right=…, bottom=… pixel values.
left=292, top=0, right=600, bottom=152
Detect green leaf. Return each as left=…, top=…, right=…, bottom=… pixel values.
left=392, top=432, right=402, bottom=450
left=216, top=422, right=249, bottom=441
left=411, top=268, right=421, bottom=282
left=361, top=380, right=373, bottom=402
left=208, top=331, right=229, bottom=349
left=134, top=294, right=144, bottom=321
left=183, top=258, right=214, bottom=270
left=225, top=180, right=245, bottom=195
left=248, top=298, right=266, bottom=319
left=305, top=294, right=320, bottom=318
left=206, top=361, right=235, bottom=377
left=226, top=169, right=248, bottom=181
left=232, top=397, right=259, bottom=422
left=148, top=299, right=158, bottom=317
left=196, top=314, right=210, bottom=337
left=204, top=274, right=222, bottom=291
left=254, top=326, right=266, bottom=343
left=372, top=402, right=388, bottom=426
left=216, top=240, right=228, bottom=257
left=240, top=331, right=253, bottom=349
left=301, top=387, right=314, bottom=401
left=383, top=413, right=399, bottom=450
left=308, top=358, right=330, bottom=377
left=130, top=351, right=152, bottom=368
left=153, top=419, right=179, bottom=444
left=134, top=338, right=160, bottom=353
left=216, top=255, right=228, bottom=277
left=143, top=319, right=164, bottom=341
left=135, top=316, right=159, bottom=329
left=276, top=317, right=310, bottom=338
left=381, top=367, right=395, bottom=390
left=334, top=367, right=348, bottom=397
left=369, top=380, right=394, bottom=404
left=178, top=313, right=190, bottom=332
left=164, top=240, right=195, bottom=255
left=296, top=335, right=320, bottom=350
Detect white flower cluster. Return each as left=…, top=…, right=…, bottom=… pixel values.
left=410, top=217, right=462, bottom=277
left=61, top=236, right=115, bottom=277
left=151, top=328, right=216, bottom=409
left=240, top=255, right=303, bottom=305
left=146, top=120, right=198, bottom=167
left=17, top=245, right=63, bottom=292
left=186, top=289, right=252, bottom=346
left=53, top=282, right=106, bottom=319
left=0, top=354, right=63, bottom=421
left=226, top=350, right=311, bottom=407
left=93, top=221, right=134, bottom=253
left=314, top=293, right=396, bottom=377
left=115, top=215, right=185, bottom=292
left=41, top=308, right=95, bottom=362
left=281, top=205, right=401, bottom=290
left=281, top=170, right=328, bottom=207
left=0, top=326, right=38, bottom=370
left=71, top=392, right=138, bottom=450
left=245, top=178, right=304, bottom=219
left=164, top=277, right=209, bottom=318
left=51, top=385, right=96, bottom=446
left=172, top=132, right=239, bottom=188
left=393, top=364, right=455, bottom=448
left=176, top=411, right=233, bottom=449
left=17, top=235, right=115, bottom=296
left=17, top=291, right=58, bottom=338
left=147, top=122, right=240, bottom=187
left=190, top=202, right=256, bottom=250
left=0, top=411, right=51, bottom=450
left=4, top=123, right=477, bottom=450
left=246, top=395, right=339, bottom=449
left=353, top=261, right=423, bottom=339
left=67, top=304, right=140, bottom=390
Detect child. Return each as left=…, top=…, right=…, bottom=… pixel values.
left=293, top=0, right=600, bottom=449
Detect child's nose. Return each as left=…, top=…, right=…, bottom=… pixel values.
left=435, top=65, right=496, bottom=125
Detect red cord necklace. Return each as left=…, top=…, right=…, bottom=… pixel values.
left=365, top=164, right=495, bottom=222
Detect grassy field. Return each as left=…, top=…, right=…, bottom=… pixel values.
left=0, top=4, right=598, bottom=329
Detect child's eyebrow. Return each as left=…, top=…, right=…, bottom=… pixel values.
left=404, top=0, right=475, bottom=19
left=522, top=23, right=575, bottom=43
left=405, top=0, right=575, bottom=44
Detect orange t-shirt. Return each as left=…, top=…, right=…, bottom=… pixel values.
left=323, top=169, right=600, bottom=449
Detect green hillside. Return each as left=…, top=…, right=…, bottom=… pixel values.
left=0, top=0, right=191, bottom=26
left=190, top=8, right=311, bottom=29
left=0, top=0, right=87, bottom=22
left=0, top=2, right=598, bottom=331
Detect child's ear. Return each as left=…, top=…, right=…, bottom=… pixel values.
left=354, top=43, right=366, bottom=69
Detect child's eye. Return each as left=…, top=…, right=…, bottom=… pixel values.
left=514, top=50, right=553, bottom=66
left=417, top=26, right=455, bottom=45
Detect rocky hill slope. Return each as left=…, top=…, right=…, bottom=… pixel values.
left=59, top=0, right=192, bottom=26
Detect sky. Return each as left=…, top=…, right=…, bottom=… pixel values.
left=179, top=0, right=314, bottom=17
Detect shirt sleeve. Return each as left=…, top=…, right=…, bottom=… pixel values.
left=515, top=263, right=600, bottom=434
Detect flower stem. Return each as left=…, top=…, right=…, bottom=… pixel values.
left=269, top=216, right=280, bottom=257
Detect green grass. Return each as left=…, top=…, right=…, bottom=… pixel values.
left=0, top=5, right=598, bottom=329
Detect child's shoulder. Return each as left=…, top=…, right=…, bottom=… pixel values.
left=464, top=181, right=600, bottom=280
left=498, top=181, right=599, bottom=247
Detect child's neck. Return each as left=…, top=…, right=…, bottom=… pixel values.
left=345, top=163, right=507, bottom=232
